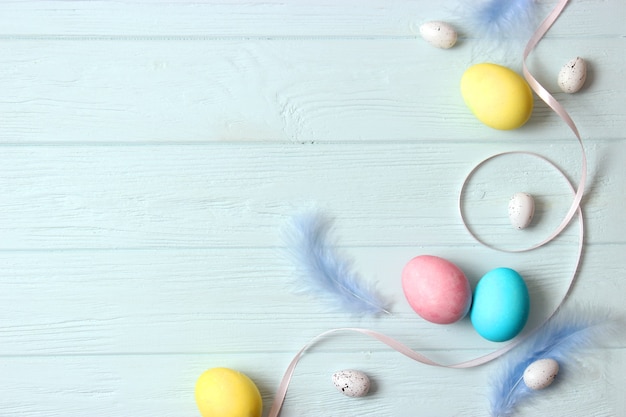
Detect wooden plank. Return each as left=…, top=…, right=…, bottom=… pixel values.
left=0, top=0, right=622, bottom=38
left=0, top=348, right=621, bottom=416
left=0, top=141, right=617, bottom=250
left=0, top=244, right=621, bottom=355
left=0, top=38, right=623, bottom=143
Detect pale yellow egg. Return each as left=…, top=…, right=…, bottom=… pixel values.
left=461, top=63, right=534, bottom=130
left=195, top=367, right=263, bottom=417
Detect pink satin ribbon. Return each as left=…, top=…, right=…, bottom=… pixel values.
left=268, top=0, right=585, bottom=415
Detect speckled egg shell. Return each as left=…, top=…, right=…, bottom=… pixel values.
left=508, top=192, right=535, bottom=229
left=523, top=358, right=560, bottom=390
left=419, top=21, right=458, bottom=49
left=332, top=370, right=370, bottom=397
left=558, top=57, right=587, bottom=93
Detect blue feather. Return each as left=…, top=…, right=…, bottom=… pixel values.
left=469, top=0, right=539, bottom=39
left=282, top=211, right=390, bottom=316
left=490, top=308, right=615, bottom=417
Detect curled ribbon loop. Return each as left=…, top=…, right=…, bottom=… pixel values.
left=522, top=0, right=586, bottom=245
left=269, top=0, right=585, bottom=415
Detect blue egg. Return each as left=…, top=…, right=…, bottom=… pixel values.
left=470, top=267, right=530, bottom=342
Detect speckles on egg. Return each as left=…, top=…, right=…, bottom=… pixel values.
left=558, top=57, right=587, bottom=93
left=508, top=192, right=535, bottom=229
left=331, top=369, right=370, bottom=398
left=419, top=21, right=458, bottom=49
left=523, top=358, right=560, bottom=390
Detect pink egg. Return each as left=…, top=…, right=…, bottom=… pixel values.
left=401, top=255, right=472, bottom=324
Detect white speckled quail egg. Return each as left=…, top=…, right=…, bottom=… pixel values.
left=523, top=358, right=560, bottom=390
left=558, top=57, right=587, bottom=93
left=419, top=21, right=458, bottom=49
left=331, top=369, right=370, bottom=397
left=508, top=192, right=535, bottom=229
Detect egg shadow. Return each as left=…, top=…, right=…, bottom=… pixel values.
left=580, top=59, right=594, bottom=91
left=251, top=376, right=277, bottom=417
left=522, top=271, right=555, bottom=331
left=526, top=194, right=545, bottom=229
left=366, top=375, right=380, bottom=396
left=452, top=29, right=466, bottom=49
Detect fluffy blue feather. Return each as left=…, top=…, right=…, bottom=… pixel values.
left=490, top=308, right=615, bottom=417
left=282, top=211, right=390, bottom=316
left=454, top=0, right=543, bottom=68
left=468, top=0, right=540, bottom=39
left=460, top=0, right=539, bottom=48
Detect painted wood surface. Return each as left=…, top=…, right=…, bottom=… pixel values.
left=1, top=1, right=624, bottom=416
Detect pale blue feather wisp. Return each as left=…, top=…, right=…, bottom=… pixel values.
left=470, top=0, right=539, bottom=39
left=282, top=210, right=390, bottom=316
left=489, top=308, right=616, bottom=417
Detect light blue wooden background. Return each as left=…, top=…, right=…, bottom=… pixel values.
left=1, top=1, right=624, bottom=416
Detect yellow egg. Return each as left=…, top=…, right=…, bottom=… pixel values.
left=195, top=367, right=263, bottom=417
left=460, top=63, right=534, bottom=130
